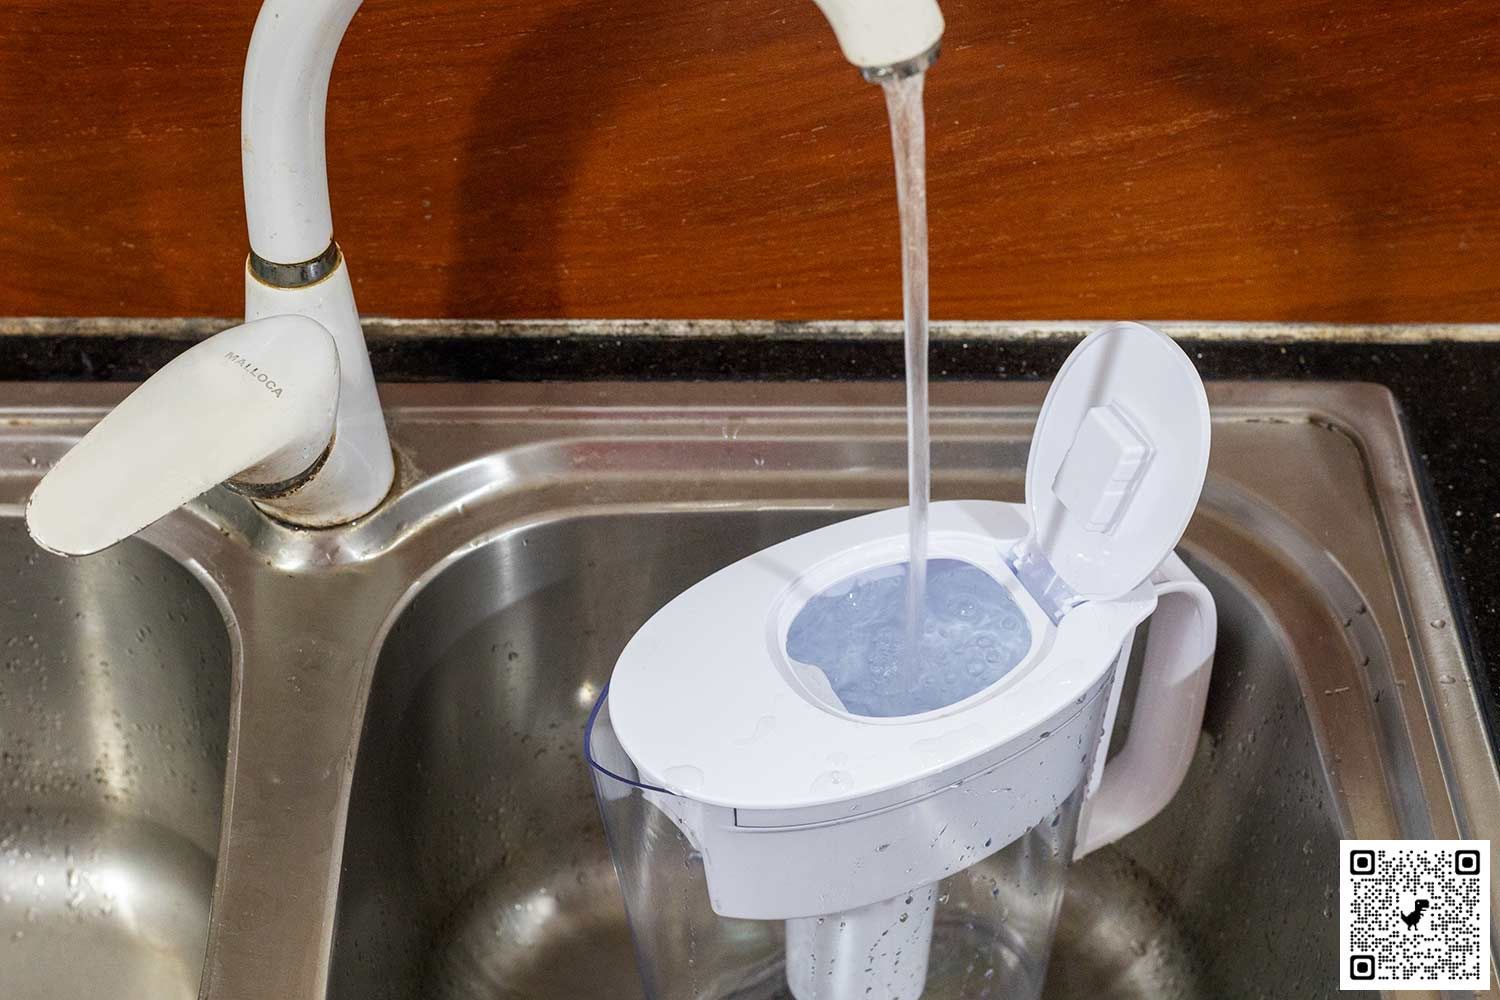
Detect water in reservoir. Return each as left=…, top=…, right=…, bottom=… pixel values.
left=785, top=559, right=1031, bottom=718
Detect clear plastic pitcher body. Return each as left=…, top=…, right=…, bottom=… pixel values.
left=587, top=687, right=1089, bottom=1000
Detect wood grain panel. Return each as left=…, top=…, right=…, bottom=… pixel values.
left=0, top=0, right=1496, bottom=322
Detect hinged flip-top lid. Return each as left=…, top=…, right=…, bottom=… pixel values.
left=1025, top=322, right=1210, bottom=601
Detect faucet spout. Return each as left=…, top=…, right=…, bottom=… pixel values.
left=241, top=0, right=361, bottom=268
left=810, top=0, right=944, bottom=78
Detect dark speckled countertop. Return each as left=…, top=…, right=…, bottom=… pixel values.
left=0, top=324, right=1493, bottom=746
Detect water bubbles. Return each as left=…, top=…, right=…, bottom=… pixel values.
left=865, top=629, right=904, bottom=682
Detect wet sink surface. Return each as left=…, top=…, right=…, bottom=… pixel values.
left=0, top=521, right=231, bottom=1000
left=0, top=380, right=1494, bottom=1000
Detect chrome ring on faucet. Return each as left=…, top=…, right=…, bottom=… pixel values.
left=859, top=42, right=941, bottom=84
left=248, top=241, right=343, bottom=289
left=226, top=433, right=336, bottom=501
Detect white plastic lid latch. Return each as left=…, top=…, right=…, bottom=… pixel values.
left=1051, top=401, right=1155, bottom=534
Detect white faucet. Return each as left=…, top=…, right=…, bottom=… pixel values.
left=812, top=0, right=943, bottom=78
left=26, top=0, right=942, bottom=557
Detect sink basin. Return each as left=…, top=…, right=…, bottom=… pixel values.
left=1, top=379, right=1494, bottom=1000
left=325, top=517, right=1334, bottom=1000
left=0, top=520, right=231, bottom=1000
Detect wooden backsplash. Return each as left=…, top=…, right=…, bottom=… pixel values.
left=1, top=0, right=1496, bottom=322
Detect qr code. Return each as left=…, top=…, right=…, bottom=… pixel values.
left=1340, top=839, right=1491, bottom=989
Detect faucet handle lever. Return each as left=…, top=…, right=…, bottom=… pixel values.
left=26, top=316, right=340, bottom=556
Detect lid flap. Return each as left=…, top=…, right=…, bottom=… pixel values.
left=1025, top=323, right=1210, bottom=600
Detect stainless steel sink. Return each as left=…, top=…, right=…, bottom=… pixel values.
left=0, top=522, right=231, bottom=999
left=0, top=380, right=1495, bottom=1000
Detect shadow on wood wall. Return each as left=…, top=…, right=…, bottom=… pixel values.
left=0, top=0, right=1494, bottom=322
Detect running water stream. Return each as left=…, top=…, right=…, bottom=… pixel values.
left=881, top=70, right=931, bottom=670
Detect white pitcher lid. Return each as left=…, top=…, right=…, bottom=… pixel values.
left=1025, top=322, right=1211, bottom=601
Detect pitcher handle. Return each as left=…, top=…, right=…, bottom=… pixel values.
left=1076, top=551, right=1217, bottom=858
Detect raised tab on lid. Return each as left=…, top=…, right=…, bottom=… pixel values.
left=1025, top=322, right=1211, bottom=601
